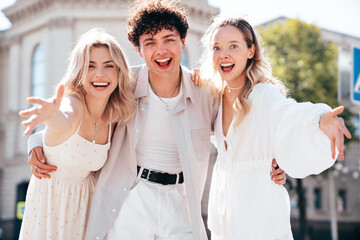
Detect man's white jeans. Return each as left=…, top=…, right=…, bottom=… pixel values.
left=106, top=179, right=193, bottom=240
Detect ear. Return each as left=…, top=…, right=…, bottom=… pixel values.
left=137, top=47, right=143, bottom=58
left=248, top=44, right=255, bottom=59
left=181, top=38, right=186, bottom=50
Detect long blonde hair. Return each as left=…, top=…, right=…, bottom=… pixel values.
left=61, top=28, right=135, bottom=124
left=200, top=15, right=287, bottom=127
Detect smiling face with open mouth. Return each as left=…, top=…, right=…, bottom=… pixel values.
left=137, top=28, right=185, bottom=79
left=82, top=46, right=118, bottom=99
left=211, top=25, right=255, bottom=88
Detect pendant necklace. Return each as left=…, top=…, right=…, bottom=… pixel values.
left=227, top=82, right=246, bottom=93
left=84, top=97, right=100, bottom=144
left=148, top=71, right=182, bottom=111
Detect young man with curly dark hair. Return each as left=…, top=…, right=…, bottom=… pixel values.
left=86, top=1, right=218, bottom=239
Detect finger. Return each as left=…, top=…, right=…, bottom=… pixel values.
left=330, top=138, right=335, bottom=159
left=272, top=172, right=286, bottom=182
left=36, top=167, right=56, bottom=174
left=274, top=179, right=286, bottom=185
left=19, top=107, right=40, bottom=117
left=23, top=126, right=35, bottom=136
left=37, top=162, right=57, bottom=171
left=270, top=168, right=283, bottom=177
left=31, top=169, right=42, bottom=179
left=55, top=84, right=65, bottom=102
left=29, top=147, right=45, bottom=165
left=271, top=159, right=278, bottom=168
left=32, top=168, right=50, bottom=179
left=34, top=146, right=46, bottom=164
left=27, top=97, right=47, bottom=105
left=22, top=115, right=41, bottom=126
left=336, top=131, right=344, bottom=160
left=338, top=119, right=352, bottom=139
left=331, top=106, right=344, bottom=117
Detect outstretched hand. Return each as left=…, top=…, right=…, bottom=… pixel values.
left=19, top=84, right=65, bottom=136
left=319, top=106, right=351, bottom=160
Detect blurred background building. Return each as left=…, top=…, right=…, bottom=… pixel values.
left=0, top=1, right=359, bottom=240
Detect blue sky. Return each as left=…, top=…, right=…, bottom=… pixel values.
left=1, top=0, right=360, bottom=38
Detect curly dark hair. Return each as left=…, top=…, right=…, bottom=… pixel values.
left=127, top=0, right=189, bottom=47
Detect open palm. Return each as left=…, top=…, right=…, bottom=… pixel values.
left=19, top=84, right=65, bottom=136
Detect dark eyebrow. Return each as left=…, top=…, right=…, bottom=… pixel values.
left=89, top=60, right=114, bottom=64
left=142, top=37, right=154, bottom=43
left=163, top=34, right=177, bottom=39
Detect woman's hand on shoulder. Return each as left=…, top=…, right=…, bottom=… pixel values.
left=19, top=84, right=65, bottom=136
left=319, top=106, right=352, bottom=160
left=190, top=68, right=202, bottom=86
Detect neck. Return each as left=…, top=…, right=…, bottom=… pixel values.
left=84, top=95, right=108, bottom=122
left=148, top=67, right=181, bottom=97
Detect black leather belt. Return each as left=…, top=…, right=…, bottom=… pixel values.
left=137, top=166, right=184, bottom=185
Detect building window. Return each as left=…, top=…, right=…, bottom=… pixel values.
left=31, top=44, right=46, bottom=98
left=337, top=189, right=347, bottom=212
left=314, top=188, right=322, bottom=210
left=181, top=49, right=189, bottom=67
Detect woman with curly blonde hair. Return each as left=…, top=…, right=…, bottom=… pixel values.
left=18, top=28, right=135, bottom=240
left=200, top=15, right=351, bottom=239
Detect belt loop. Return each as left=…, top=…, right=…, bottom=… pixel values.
left=175, top=173, right=179, bottom=184
left=137, top=166, right=144, bottom=182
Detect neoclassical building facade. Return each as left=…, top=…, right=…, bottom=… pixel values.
left=0, top=0, right=219, bottom=238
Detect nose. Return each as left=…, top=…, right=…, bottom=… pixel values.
left=156, top=42, right=167, bottom=55
left=219, top=49, right=229, bottom=59
left=96, top=67, right=104, bottom=78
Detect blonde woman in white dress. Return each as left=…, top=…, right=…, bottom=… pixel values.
left=199, top=16, right=351, bottom=240
left=18, top=28, right=135, bottom=240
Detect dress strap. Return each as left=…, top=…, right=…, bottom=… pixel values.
left=75, top=119, right=83, bottom=134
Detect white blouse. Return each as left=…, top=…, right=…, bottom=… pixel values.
left=208, top=83, right=335, bottom=239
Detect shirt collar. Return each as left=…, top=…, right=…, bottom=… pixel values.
left=133, top=64, right=195, bottom=104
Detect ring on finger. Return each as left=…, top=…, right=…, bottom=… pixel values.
left=34, top=166, right=39, bottom=172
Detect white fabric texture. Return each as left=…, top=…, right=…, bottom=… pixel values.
left=19, top=122, right=110, bottom=240
left=106, top=179, right=192, bottom=240
left=136, top=85, right=183, bottom=174
left=208, top=83, right=334, bottom=239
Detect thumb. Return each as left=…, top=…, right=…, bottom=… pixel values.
left=332, top=106, right=344, bottom=117
left=55, top=84, right=65, bottom=103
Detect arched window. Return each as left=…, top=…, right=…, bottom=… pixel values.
left=31, top=44, right=46, bottom=98
left=181, top=49, right=189, bottom=68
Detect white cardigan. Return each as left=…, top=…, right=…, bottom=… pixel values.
left=208, top=83, right=335, bottom=239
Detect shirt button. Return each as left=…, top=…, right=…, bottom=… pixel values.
left=132, top=168, right=136, bottom=172
left=96, top=237, right=100, bottom=240
left=141, top=107, right=144, bottom=111
left=112, top=208, right=116, bottom=212
left=123, top=188, right=127, bottom=191
left=136, top=129, right=139, bottom=133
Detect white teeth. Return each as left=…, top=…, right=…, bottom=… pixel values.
left=92, top=82, right=109, bottom=86
left=156, top=58, right=171, bottom=63
left=221, top=63, right=234, bottom=67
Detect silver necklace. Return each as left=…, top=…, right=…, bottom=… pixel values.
left=84, top=97, right=100, bottom=144
left=148, top=71, right=181, bottom=111
left=227, top=82, right=246, bottom=93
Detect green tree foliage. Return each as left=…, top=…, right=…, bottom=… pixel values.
left=257, top=18, right=355, bottom=140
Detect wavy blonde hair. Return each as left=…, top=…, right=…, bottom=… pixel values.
left=60, top=28, right=135, bottom=124
left=200, top=15, right=287, bottom=127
